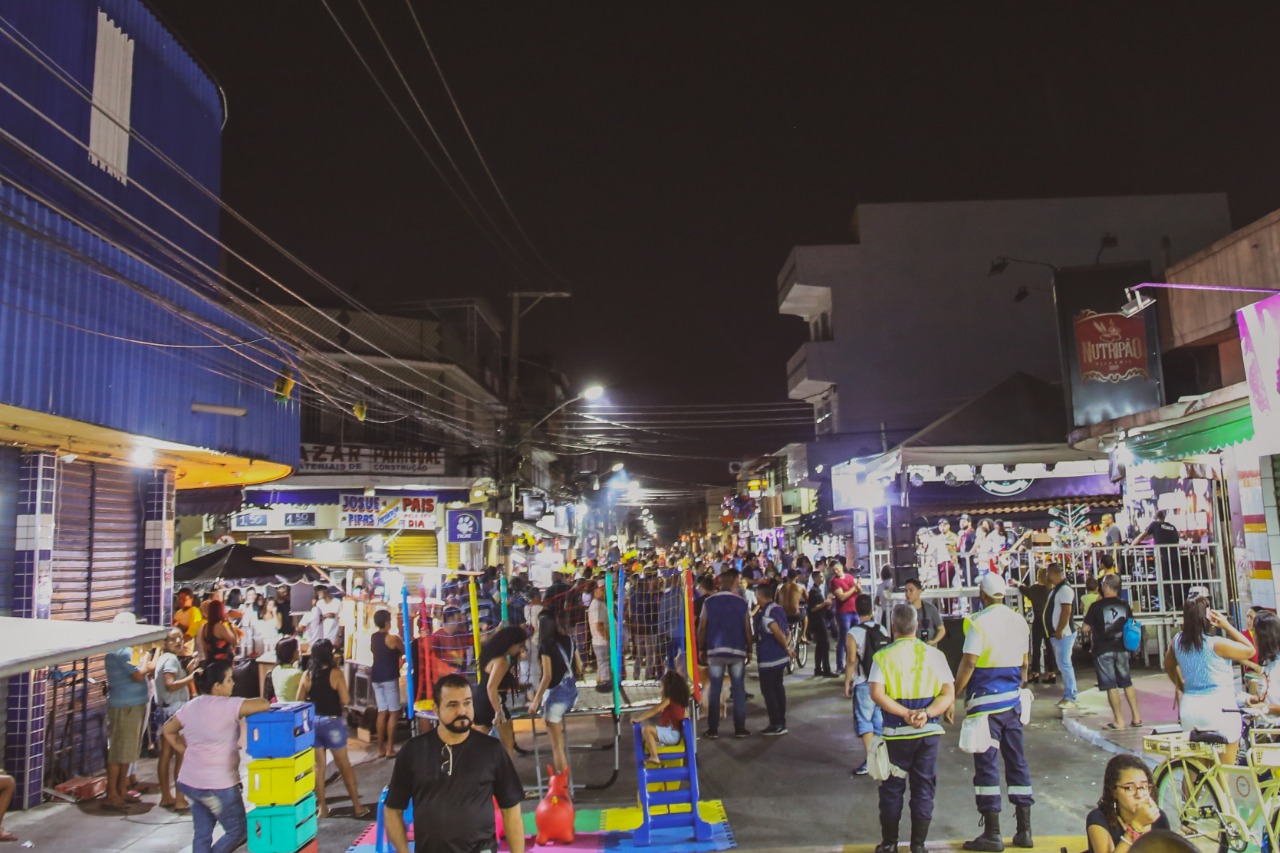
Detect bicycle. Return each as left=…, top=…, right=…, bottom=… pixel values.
left=786, top=617, right=809, bottom=674
left=1148, top=721, right=1280, bottom=853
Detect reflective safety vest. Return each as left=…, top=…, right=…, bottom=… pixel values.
left=964, top=603, right=1028, bottom=717
left=873, top=638, right=948, bottom=740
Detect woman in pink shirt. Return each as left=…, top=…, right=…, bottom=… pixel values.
left=161, top=661, right=269, bottom=853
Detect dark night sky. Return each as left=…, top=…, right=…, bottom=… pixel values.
left=149, top=2, right=1280, bottom=488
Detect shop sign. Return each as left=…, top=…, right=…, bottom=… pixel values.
left=446, top=509, right=483, bottom=543
left=233, top=511, right=268, bottom=529
left=1056, top=263, right=1164, bottom=428
left=977, top=478, right=1034, bottom=497
left=297, top=443, right=445, bottom=476
left=1239, top=292, right=1280, bottom=456
left=1073, top=311, right=1149, bottom=383
left=339, top=494, right=437, bottom=529
left=283, top=512, right=316, bottom=528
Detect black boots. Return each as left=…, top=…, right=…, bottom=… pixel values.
left=875, top=817, right=899, bottom=853
left=910, top=818, right=931, bottom=853
left=1012, top=805, right=1033, bottom=848
left=963, top=812, right=1005, bottom=852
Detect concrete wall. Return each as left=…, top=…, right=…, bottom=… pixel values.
left=780, top=194, right=1233, bottom=455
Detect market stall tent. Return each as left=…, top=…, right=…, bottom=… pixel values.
left=0, top=616, right=169, bottom=679
left=174, top=543, right=330, bottom=584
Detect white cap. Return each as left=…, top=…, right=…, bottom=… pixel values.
left=112, top=611, right=138, bottom=625
left=979, top=574, right=1008, bottom=598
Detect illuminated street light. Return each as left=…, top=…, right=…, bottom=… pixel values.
left=611, top=461, right=625, bottom=473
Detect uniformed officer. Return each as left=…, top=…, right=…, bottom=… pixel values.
left=869, top=603, right=956, bottom=853
left=951, top=573, right=1034, bottom=851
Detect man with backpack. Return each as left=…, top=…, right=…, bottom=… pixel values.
left=1081, top=574, right=1143, bottom=729
left=952, top=574, right=1034, bottom=852
left=846, top=593, right=887, bottom=776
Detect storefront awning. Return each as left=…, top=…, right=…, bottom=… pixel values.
left=0, top=617, right=169, bottom=680
left=1127, top=404, right=1254, bottom=462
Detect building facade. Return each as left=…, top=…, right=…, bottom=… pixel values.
left=0, top=0, right=298, bottom=807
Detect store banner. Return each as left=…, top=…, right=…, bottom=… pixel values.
left=445, top=509, right=483, bottom=543
left=1239, top=292, right=1280, bottom=456
left=297, top=443, right=445, bottom=476
left=1056, top=262, right=1164, bottom=428
left=339, top=494, right=437, bottom=529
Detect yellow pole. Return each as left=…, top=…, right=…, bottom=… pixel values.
left=469, top=577, right=482, bottom=664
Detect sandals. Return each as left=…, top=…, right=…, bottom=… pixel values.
left=1104, top=722, right=1126, bottom=730
left=0, top=830, right=18, bottom=843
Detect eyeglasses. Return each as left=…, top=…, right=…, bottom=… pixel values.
left=441, top=743, right=453, bottom=777
left=1116, top=782, right=1152, bottom=795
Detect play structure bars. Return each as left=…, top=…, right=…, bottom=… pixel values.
left=607, top=569, right=622, bottom=715
left=468, top=576, right=483, bottom=663
left=684, top=569, right=700, bottom=703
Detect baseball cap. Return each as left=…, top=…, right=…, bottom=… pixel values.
left=979, top=574, right=1008, bottom=598
left=1186, top=586, right=1210, bottom=602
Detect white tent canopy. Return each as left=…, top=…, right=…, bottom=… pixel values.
left=0, top=617, right=170, bottom=680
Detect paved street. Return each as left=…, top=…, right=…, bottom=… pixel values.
left=0, top=663, right=1150, bottom=852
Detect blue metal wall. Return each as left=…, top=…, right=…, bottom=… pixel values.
left=0, top=183, right=299, bottom=467
left=0, top=0, right=224, bottom=273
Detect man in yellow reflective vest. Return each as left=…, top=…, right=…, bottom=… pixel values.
left=951, top=573, right=1033, bottom=851
left=869, top=603, right=956, bottom=853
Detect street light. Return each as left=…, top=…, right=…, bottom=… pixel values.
left=1120, top=282, right=1280, bottom=318
left=522, top=384, right=608, bottom=438
left=610, top=461, right=625, bottom=473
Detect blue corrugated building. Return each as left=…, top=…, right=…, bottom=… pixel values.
left=0, top=0, right=299, bottom=807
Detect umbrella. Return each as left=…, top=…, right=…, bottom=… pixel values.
left=174, top=544, right=330, bottom=585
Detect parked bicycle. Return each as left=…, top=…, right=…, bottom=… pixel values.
left=786, top=618, right=809, bottom=674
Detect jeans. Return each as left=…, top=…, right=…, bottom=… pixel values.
left=707, top=659, right=747, bottom=732
left=1030, top=621, right=1055, bottom=675
left=178, top=782, right=246, bottom=853
left=1049, top=633, right=1078, bottom=701
left=758, top=665, right=787, bottom=728
left=853, top=681, right=883, bottom=737
left=593, top=641, right=612, bottom=684
left=835, top=612, right=857, bottom=672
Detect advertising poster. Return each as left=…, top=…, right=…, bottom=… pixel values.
left=1238, top=292, right=1280, bottom=456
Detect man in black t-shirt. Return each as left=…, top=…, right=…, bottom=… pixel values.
left=384, top=674, right=525, bottom=853
left=1082, top=575, right=1142, bottom=729
left=1132, top=510, right=1186, bottom=607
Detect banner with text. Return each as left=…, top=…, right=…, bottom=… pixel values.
left=1239, top=292, right=1280, bottom=456
left=298, top=444, right=445, bottom=476
left=339, top=494, right=438, bottom=529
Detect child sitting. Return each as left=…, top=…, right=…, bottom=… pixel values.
left=634, top=670, right=691, bottom=765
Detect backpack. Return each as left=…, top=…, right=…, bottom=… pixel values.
left=1123, top=617, right=1143, bottom=654
left=859, top=622, right=890, bottom=677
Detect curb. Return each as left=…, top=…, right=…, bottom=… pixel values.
left=1061, top=712, right=1159, bottom=769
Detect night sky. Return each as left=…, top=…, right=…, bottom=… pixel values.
left=149, top=2, right=1280, bottom=489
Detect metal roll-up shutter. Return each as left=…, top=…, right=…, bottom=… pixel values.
left=389, top=531, right=438, bottom=568
left=445, top=542, right=461, bottom=572
left=47, top=461, right=143, bottom=779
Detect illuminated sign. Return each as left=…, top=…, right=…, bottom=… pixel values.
left=977, top=478, right=1035, bottom=497
left=1239, top=292, right=1280, bottom=456
left=1073, top=311, right=1149, bottom=383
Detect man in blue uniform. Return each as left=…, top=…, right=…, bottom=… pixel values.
left=869, top=604, right=956, bottom=853
left=952, top=573, right=1034, bottom=851
left=697, top=569, right=753, bottom=739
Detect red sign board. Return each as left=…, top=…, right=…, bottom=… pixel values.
left=1073, top=310, right=1150, bottom=384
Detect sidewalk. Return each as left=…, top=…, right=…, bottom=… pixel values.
left=1060, top=671, right=1180, bottom=766
left=2, top=735, right=386, bottom=852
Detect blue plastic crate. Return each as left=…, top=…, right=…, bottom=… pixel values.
left=247, top=702, right=315, bottom=759
left=247, top=791, right=317, bottom=853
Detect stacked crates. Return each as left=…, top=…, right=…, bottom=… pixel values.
left=246, top=703, right=319, bottom=853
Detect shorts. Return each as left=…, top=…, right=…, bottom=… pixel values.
left=373, top=680, right=402, bottom=713
left=1180, top=691, right=1241, bottom=745
left=107, top=704, right=147, bottom=764
left=1094, top=650, right=1132, bottom=691
left=314, top=715, right=349, bottom=750
left=852, top=681, right=883, bottom=737
left=655, top=725, right=682, bottom=746
left=542, top=678, right=578, bottom=725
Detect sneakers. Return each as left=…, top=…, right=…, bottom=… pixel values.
left=595, top=682, right=613, bottom=693
left=733, top=728, right=752, bottom=738
left=1055, top=699, right=1078, bottom=710
left=702, top=729, right=719, bottom=740
left=852, top=762, right=869, bottom=776
left=762, top=726, right=788, bottom=736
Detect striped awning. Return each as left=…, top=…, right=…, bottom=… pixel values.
left=920, top=494, right=1122, bottom=517
left=1127, top=403, right=1254, bottom=462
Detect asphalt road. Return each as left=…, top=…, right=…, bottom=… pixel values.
left=314, top=665, right=1120, bottom=852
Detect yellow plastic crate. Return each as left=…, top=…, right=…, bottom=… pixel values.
left=248, top=749, right=315, bottom=806
left=1143, top=732, right=1218, bottom=760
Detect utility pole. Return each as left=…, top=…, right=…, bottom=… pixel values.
left=501, top=291, right=571, bottom=586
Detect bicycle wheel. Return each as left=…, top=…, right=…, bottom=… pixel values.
left=796, top=632, right=809, bottom=670
left=1154, top=759, right=1229, bottom=848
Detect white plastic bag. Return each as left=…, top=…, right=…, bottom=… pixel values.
left=959, top=713, right=998, bottom=754
left=867, top=735, right=908, bottom=781
left=1019, top=688, right=1033, bottom=725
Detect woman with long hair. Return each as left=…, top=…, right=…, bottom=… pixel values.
left=197, top=600, right=240, bottom=665
left=1247, top=610, right=1280, bottom=714
left=474, top=625, right=528, bottom=759
left=1086, top=754, right=1169, bottom=853
left=529, top=611, right=582, bottom=774
left=295, top=639, right=367, bottom=818
left=161, top=662, right=270, bottom=853
left=1163, top=595, right=1256, bottom=764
